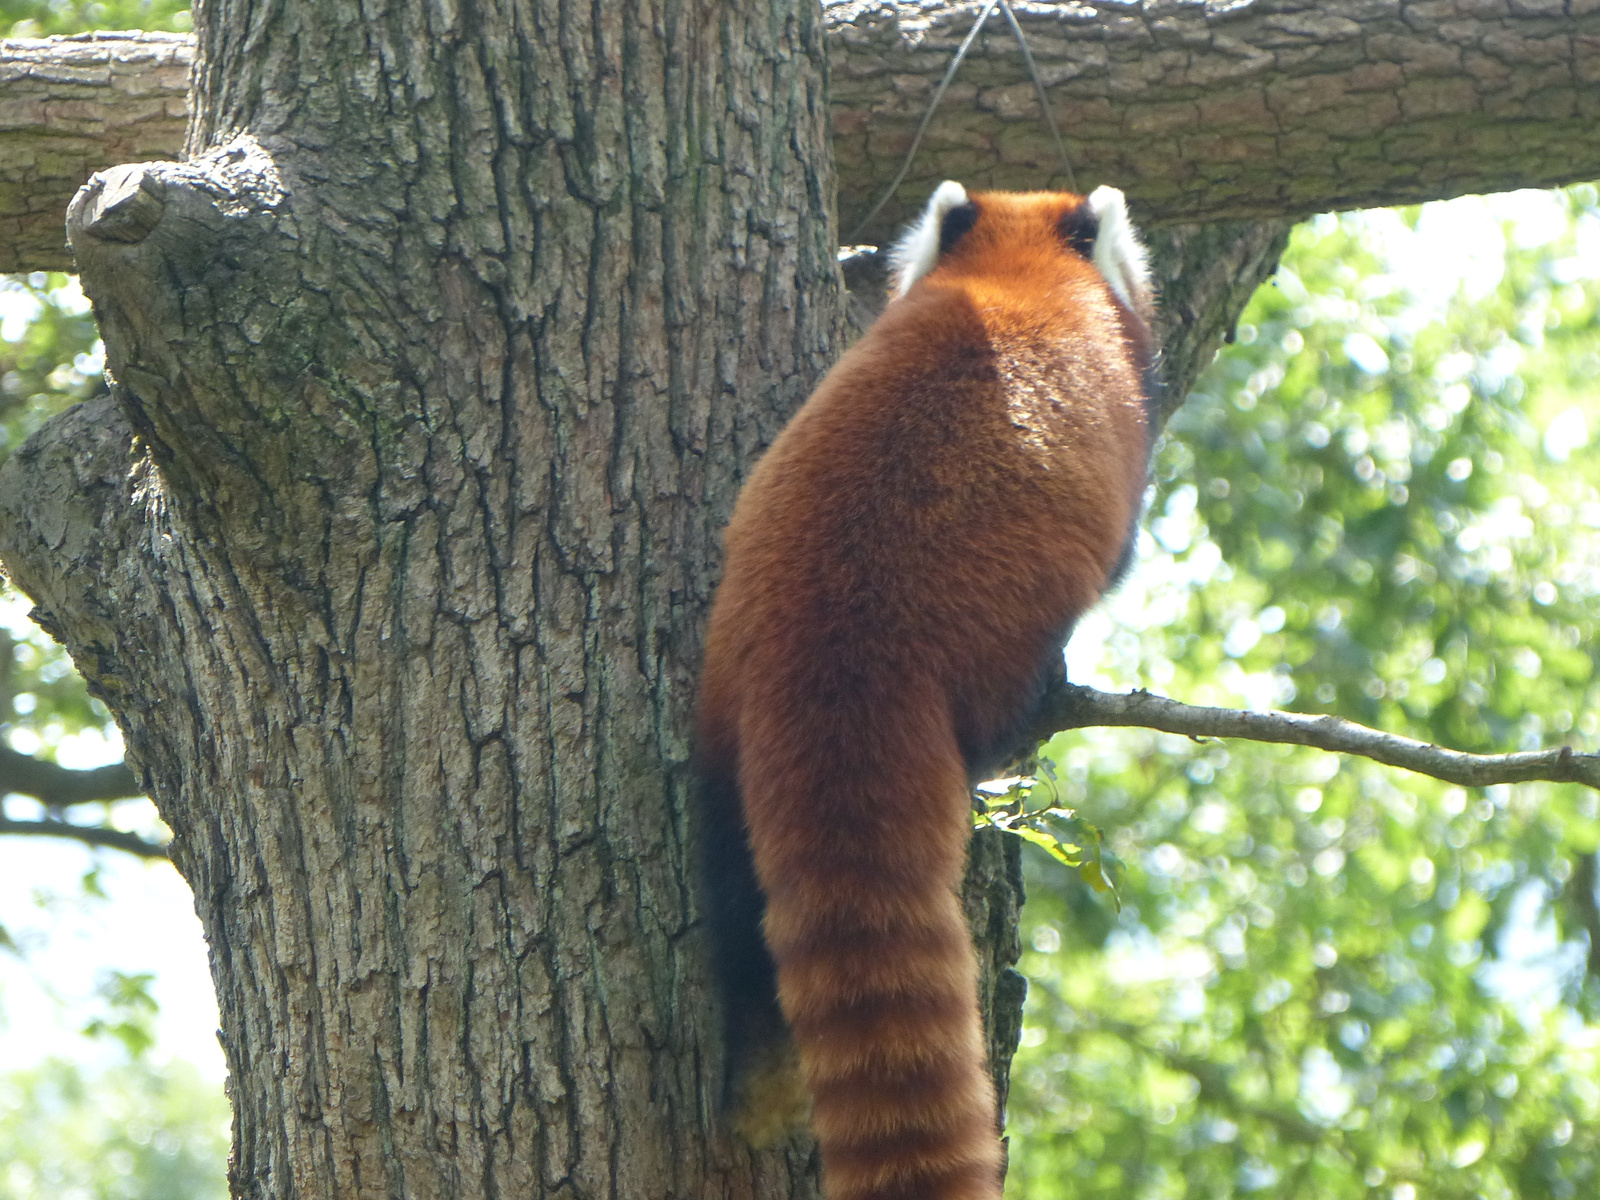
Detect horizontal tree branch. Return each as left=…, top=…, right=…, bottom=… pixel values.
left=1036, top=682, right=1600, bottom=791
left=833, top=0, right=1600, bottom=241
left=0, top=740, right=141, bottom=803
left=0, top=31, right=190, bottom=272
left=0, top=811, right=168, bottom=856
left=8, top=0, right=1600, bottom=269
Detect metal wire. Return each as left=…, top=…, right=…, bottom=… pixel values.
left=845, top=0, right=1079, bottom=244
left=845, top=0, right=1001, bottom=244
left=998, top=0, right=1077, bottom=191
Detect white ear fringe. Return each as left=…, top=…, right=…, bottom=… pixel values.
left=1087, top=186, right=1152, bottom=316
left=888, top=181, right=970, bottom=299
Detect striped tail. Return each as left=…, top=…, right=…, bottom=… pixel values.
left=747, top=744, right=1004, bottom=1200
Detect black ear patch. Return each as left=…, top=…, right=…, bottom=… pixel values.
left=1058, top=203, right=1100, bottom=260
left=939, top=202, right=979, bottom=255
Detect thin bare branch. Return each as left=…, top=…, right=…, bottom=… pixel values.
left=0, top=741, right=141, bottom=804
left=0, top=812, right=167, bottom=857
left=1033, top=682, right=1600, bottom=791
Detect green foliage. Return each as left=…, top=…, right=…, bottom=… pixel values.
left=81, top=970, right=160, bottom=1058
left=977, top=760, right=1121, bottom=905
left=1, top=0, right=189, bottom=37
left=1007, top=186, right=1600, bottom=1199
left=0, top=1060, right=228, bottom=1200
left=1, top=274, right=102, bottom=460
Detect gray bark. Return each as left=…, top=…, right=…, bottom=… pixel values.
left=831, top=0, right=1600, bottom=242
left=0, top=32, right=190, bottom=272
left=7, top=0, right=1600, bottom=270
left=2, top=0, right=846, bottom=1194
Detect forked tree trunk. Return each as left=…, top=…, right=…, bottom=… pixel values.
left=0, top=0, right=1283, bottom=1196
left=7, top=1, right=843, bottom=1195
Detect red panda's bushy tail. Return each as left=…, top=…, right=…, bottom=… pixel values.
left=742, top=714, right=1003, bottom=1200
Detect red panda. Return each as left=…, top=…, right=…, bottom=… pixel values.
left=697, top=183, right=1157, bottom=1200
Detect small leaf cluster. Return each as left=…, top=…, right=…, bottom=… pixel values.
left=976, top=759, right=1120, bottom=906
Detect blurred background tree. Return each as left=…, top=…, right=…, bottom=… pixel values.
left=1008, top=187, right=1600, bottom=1200
left=0, top=1058, right=228, bottom=1199
left=1, top=0, right=187, bottom=37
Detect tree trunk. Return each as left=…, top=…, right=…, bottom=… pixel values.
left=0, top=1, right=1289, bottom=1197
left=4, top=1, right=845, bottom=1195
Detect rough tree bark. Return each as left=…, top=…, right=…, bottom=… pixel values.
left=830, top=0, right=1600, bottom=241
left=0, top=32, right=191, bottom=272
left=6, top=0, right=1600, bottom=271
left=6, top=1, right=848, bottom=1196
left=0, top=2, right=1378, bottom=1199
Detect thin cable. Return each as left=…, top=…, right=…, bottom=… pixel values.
left=998, top=0, right=1076, bottom=191
left=845, top=0, right=1001, bottom=244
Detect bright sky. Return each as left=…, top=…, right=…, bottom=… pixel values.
left=0, top=831, right=225, bottom=1080
left=0, top=188, right=1595, bottom=1087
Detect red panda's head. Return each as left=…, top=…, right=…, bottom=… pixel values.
left=888, top=182, right=1155, bottom=328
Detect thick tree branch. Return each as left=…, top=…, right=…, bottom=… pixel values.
left=1034, top=682, right=1600, bottom=791
left=0, top=397, right=171, bottom=766
left=0, top=32, right=190, bottom=272
left=7, top=0, right=1600, bottom=270
left=0, top=811, right=168, bottom=857
left=0, top=740, right=140, bottom=804
left=832, top=0, right=1600, bottom=241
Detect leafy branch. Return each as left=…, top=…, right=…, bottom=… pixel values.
left=974, top=759, right=1120, bottom=906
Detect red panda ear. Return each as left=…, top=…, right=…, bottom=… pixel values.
left=1057, top=202, right=1100, bottom=261
left=1086, top=186, right=1153, bottom=321
left=889, top=181, right=971, bottom=298
left=938, top=201, right=979, bottom=256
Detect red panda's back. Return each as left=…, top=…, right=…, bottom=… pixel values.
left=697, top=184, right=1156, bottom=1200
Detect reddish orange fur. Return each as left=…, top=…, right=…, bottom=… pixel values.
left=698, top=191, right=1156, bottom=1200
